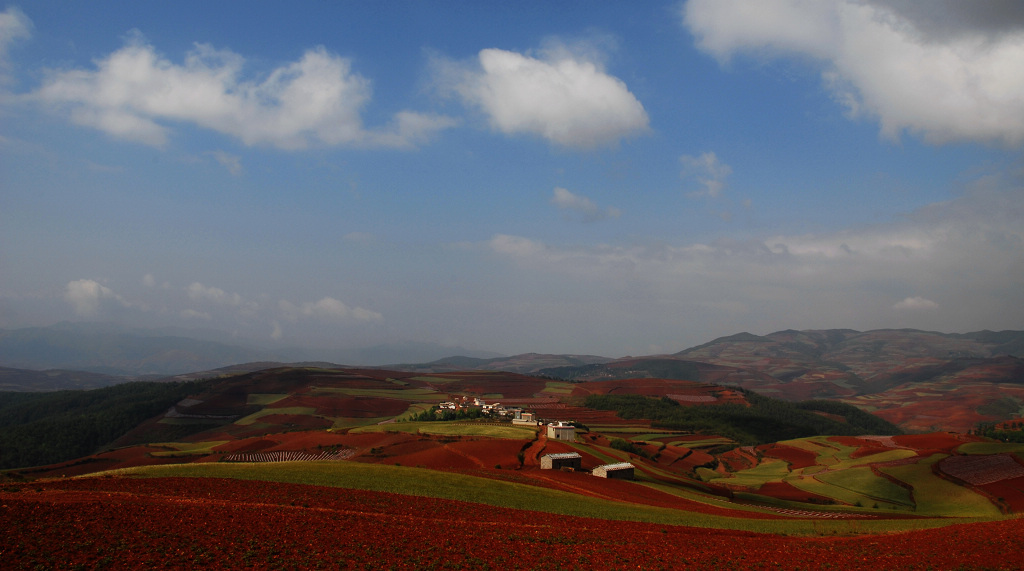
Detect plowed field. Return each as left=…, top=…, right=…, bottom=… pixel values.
left=4, top=477, right=1024, bottom=570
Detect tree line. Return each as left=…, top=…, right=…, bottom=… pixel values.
left=0, top=379, right=216, bottom=471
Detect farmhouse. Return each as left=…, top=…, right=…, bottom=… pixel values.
left=540, top=452, right=582, bottom=470
left=592, top=462, right=635, bottom=480
left=546, top=422, right=576, bottom=441
left=512, top=411, right=538, bottom=426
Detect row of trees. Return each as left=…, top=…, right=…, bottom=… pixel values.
left=407, top=406, right=485, bottom=422
left=973, top=422, right=1024, bottom=443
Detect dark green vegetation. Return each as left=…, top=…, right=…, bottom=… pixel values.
left=408, top=406, right=484, bottom=422
left=0, top=380, right=214, bottom=470
left=976, top=422, right=1024, bottom=443
left=0, top=366, right=128, bottom=391
left=585, top=391, right=901, bottom=446
left=543, top=358, right=704, bottom=382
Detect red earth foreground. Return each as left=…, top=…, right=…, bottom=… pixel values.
left=4, top=477, right=1024, bottom=570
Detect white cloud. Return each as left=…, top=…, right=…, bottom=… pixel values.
left=683, top=0, right=1024, bottom=146
left=186, top=282, right=243, bottom=306
left=142, top=273, right=156, bottom=288
left=893, top=296, right=939, bottom=311
left=63, top=279, right=122, bottom=317
left=280, top=296, right=382, bottom=322
left=551, top=187, right=621, bottom=221
left=35, top=35, right=454, bottom=149
left=489, top=234, right=548, bottom=259
left=486, top=182, right=1024, bottom=334
left=680, top=151, right=731, bottom=197
left=436, top=46, right=648, bottom=148
left=208, top=150, right=242, bottom=175
left=0, top=6, right=31, bottom=78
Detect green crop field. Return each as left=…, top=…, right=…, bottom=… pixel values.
left=149, top=441, right=229, bottom=457
left=815, top=466, right=914, bottom=508
left=93, top=462, right=991, bottom=535
left=713, top=459, right=790, bottom=487
left=542, top=381, right=575, bottom=395
left=668, top=437, right=733, bottom=448
left=586, top=426, right=657, bottom=433
left=410, top=376, right=459, bottom=384
left=310, top=387, right=447, bottom=402
left=328, top=417, right=396, bottom=430
left=827, top=449, right=917, bottom=471
left=958, top=442, right=1024, bottom=456
left=351, top=421, right=536, bottom=439
left=631, top=432, right=693, bottom=441
left=246, top=393, right=290, bottom=405
left=235, top=407, right=318, bottom=425
left=878, top=455, right=1002, bottom=517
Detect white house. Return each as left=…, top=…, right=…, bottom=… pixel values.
left=546, top=422, right=576, bottom=442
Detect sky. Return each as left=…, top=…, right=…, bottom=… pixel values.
left=1, top=0, right=1023, bottom=359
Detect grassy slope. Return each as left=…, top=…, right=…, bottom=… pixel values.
left=350, top=421, right=537, bottom=439
left=95, top=462, right=999, bottom=536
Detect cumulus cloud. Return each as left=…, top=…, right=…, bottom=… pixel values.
left=680, top=151, right=731, bottom=197
left=63, top=279, right=123, bottom=317
left=280, top=296, right=382, bottom=322
left=893, top=296, right=939, bottom=311
left=683, top=0, right=1024, bottom=146
left=435, top=46, right=648, bottom=148
left=551, top=187, right=621, bottom=221
left=34, top=34, right=454, bottom=148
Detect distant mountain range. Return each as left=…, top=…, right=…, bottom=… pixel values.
left=0, top=322, right=502, bottom=378
left=531, top=328, right=1024, bottom=432
left=3, top=324, right=1024, bottom=432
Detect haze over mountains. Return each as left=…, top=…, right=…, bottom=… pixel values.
left=0, top=322, right=503, bottom=378
left=3, top=323, right=1022, bottom=432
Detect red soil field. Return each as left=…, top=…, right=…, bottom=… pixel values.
left=755, top=481, right=837, bottom=504
left=719, top=447, right=758, bottom=471
left=572, top=378, right=746, bottom=403
left=892, top=433, right=972, bottom=452
left=980, top=476, right=1024, bottom=512
left=5, top=476, right=1024, bottom=570
left=245, top=414, right=332, bottom=430
left=760, top=444, right=819, bottom=470
left=271, top=394, right=409, bottom=417
left=546, top=406, right=647, bottom=426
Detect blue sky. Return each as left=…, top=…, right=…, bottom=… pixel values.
left=1, top=0, right=1023, bottom=359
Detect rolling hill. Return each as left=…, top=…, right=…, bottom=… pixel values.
left=6, top=361, right=1024, bottom=569
left=535, top=329, right=1024, bottom=432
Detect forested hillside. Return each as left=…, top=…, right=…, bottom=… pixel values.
left=0, top=380, right=214, bottom=470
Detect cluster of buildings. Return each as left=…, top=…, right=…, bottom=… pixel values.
left=539, top=452, right=635, bottom=480
left=437, top=396, right=527, bottom=419
left=437, top=395, right=636, bottom=480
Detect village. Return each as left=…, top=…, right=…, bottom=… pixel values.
left=435, top=396, right=635, bottom=480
